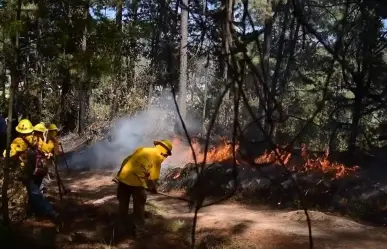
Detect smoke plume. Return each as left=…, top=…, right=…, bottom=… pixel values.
left=62, top=93, right=200, bottom=172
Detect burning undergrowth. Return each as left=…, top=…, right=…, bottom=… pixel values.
left=160, top=137, right=387, bottom=225
left=254, top=144, right=360, bottom=180
left=164, top=137, right=359, bottom=180
left=163, top=137, right=240, bottom=167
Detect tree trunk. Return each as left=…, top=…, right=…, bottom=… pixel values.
left=271, top=1, right=289, bottom=140
left=347, top=78, right=363, bottom=155
left=1, top=59, right=5, bottom=105
left=110, top=0, right=123, bottom=119
left=347, top=4, right=376, bottom=156
left=218, top=0, right=234, bottom=131
left=78, top=1, right=89, bottom=134
left=221, top=1, right=229, bottom=86
left=271, top=2, right=288, bottom=93
left=1, top=29, right=5, bottom=105
left=148, top=0, right=165, bottom=104
left=166, top=0, right=180, bottom=90
left=60, top=70, right=76, bottom=132
left=37, top=17, right=43, bottom=119
left=2, top=0, right=22, bottom=225
left=60, top=4, right=76, bottom=132
left=178, top=0, right=188, bottom=120
left=128, top=0, right=139, bottom=88
left=78, top=87, right=87, bottom=133
left=261, top=0, right=273, bottom=136
left=202, top=71, right=208, bottom=133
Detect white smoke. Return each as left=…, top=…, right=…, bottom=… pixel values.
left=62, top=92, right=201, bottom=172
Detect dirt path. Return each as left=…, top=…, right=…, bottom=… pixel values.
left=10, top=169, right=387, bottom=249
left=53, top=169, right=387, bottom=249
left=147, top=196, right=387, bottom=249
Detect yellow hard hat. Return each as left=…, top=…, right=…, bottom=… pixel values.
left=15, top=119, right=34, bottom=134
left=47, top=123, right=58, bottom=131
left=33, top=123, right=47, bottom=133
left=154, top=139, right=173, bottom=155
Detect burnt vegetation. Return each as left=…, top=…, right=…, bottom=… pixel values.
left=1, top=0, right=387, bottom=248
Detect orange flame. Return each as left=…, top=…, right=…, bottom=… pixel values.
left=169, top=138, right=359, bottom=179
left=254, top=143, right=359, bottom=179
left=170, top=137, right=239, bottom=164
left=254, top=146, right=292, bottom=166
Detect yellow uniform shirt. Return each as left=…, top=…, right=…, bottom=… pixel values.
left=117, top=146, right=166, bottom=188
left=3, top=135, right=51, bottom=168
left=46, top=139, right=59, bottom=155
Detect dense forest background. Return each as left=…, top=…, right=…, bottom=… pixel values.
left=1, top=1, right=387, bottom=247
left=0, top=0, right=387, bottom=154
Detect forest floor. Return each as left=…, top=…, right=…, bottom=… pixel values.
left=4, top=168, right=387, bottom=249
left=3, top=134, right=387, bottom=249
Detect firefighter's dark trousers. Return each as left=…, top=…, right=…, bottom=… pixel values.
left=24, top=176, right=56, bottom=219
left=116, top=181, right=147, bottom=233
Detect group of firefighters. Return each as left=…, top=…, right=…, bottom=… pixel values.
left=2, top=119, right=61, bottom=223
left=3, top=117, right=174, bottom=238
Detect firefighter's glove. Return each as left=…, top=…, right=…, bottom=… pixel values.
left=45, top=153, right=53, bottom=159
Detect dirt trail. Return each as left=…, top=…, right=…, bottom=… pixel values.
left=50, top=169, right=387, bottom=249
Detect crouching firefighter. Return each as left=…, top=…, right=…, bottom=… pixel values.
left=114, top=139, right=173, bottom=237
left=3, top=119, right=58, bottom=223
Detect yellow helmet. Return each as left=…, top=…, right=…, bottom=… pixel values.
left=154, top=139, right=173, bottom=155
left=47, top=123, right=58, bottom=131
left=33, top=123, right=47, bottom=133
left=15, top=119, right=34, bottom=134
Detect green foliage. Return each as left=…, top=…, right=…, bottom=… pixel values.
left=0, top=0, right=385, bottom=151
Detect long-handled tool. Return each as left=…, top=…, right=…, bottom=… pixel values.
left=53, top=160, right=69, bottom=199
left=111, top=178, right=190, bottom=202
left=146, top=189, right=191, bottom=202
left=59, top=143, right=70, bottom=172
left=53, top=159, right=63, bottom=201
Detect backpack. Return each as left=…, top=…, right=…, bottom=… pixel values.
left=21, top=137, right=48, bottom=177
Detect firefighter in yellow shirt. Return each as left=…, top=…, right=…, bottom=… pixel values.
left=40, top=123, right=61, bottom=193
left=32, top=122, right=53, bottom=153
left=40, top=123, right=60, bottom=194
left=115, top=139, right=173, bottom=237
left=46, top=123, right=60, bottom=156
left=3, top=121, right=52, bottom=165
left=3, top=119, right=57, bottom=222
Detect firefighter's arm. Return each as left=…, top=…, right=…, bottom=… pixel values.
left=33, top=138, right=54, bottom=160
left=147, top=162, right=161, bottom=193
left=149, top=162, right=161, bottom=181
left=37, top=139, right=53, bottom=154
left=3, top=138, right=26, bottom=158
left=45, top=140, right=55, bottom=154
left=133, top=153, right=156, bottom=189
